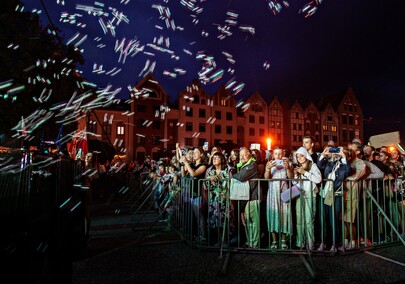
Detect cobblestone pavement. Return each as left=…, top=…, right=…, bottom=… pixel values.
left=72, top=199, right=405, bottom=284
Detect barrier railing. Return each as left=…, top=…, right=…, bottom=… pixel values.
left=166, top=176, right=405, bottom=254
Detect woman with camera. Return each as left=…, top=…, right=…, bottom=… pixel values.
left=264, top=147, right=294, bottom=249
left=317, top=146, right=351, bottom=252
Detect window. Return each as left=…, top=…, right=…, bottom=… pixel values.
left=87, top=120, right=97, bottom=134
left=137, top=104, right=146, bottom=112
left=259, top=116, right=264, bottom=124
left=355, top=117, right=359, bottom=126
left=306, top=123, right=310, bottom=129
left=333, top=136, right=337, bottom=142
left=276, top=122, right=280, bottom=129
left=226, top=126, right=232, bottom=134
left=186, top=122, right=193, bottom=131
left=324, top=135, right=328, bottom=142
left=152, top=121, right=160, bottom=129
left=342, top=115, right=347, bottom=124
left=117, top=125, right=125, bottom=135
left=249, top=115, right=255, bottom=123
left=199, top=108, right=206, bottom=118
left=315, top=123, right=319, bottom=130
left=186, top=107, right=193, bottom=117
left=327, top=116, right=333, bottom=121
left=315, top=134, right=319, bottom=142
left=293, top=123, right=297, bottom=130
left=137, top=136, right=146, bottom=144
left=298, top=135, right=302, bottom=141
left=293, top=135, right=297, bottom=142
left=331, top=126, right=337, bottom=132
left=152, top=136, right=161, bottom=145
left=252, top=104, right=262, bottom=112
left=348, top=116, right=354, bottom=125
left=199, top=124, right=206, bottom=132
left=138, top=119, right=147, bottom=128
left=215, top=111, right=222, bottom=119
left=259, top=129, right=264, bottom=136
left=198, top=138, right=205, bottom=146
left=185, top=138, right=193, bottom=145
left=349, top=130, right=354, bottom=142
left=249, top=128, right=255, bottom=136
left=298, top=124, right=302, bottom=131
left=220, top=99, right=227, bottom=106
left=103, top=124, right=111, bottom=135
left=226, top=112, right=232, bottom=120
left=215, top=125, right=221, bottom=133
left=295, top=112, right=299, bottom=119
left=270, top=122, right=275, bottom=128
left=343, top=130, right=348, bottom=142
left=323, top=124, right=328, bottom=131
left=214, top=139, right=221, bottom=146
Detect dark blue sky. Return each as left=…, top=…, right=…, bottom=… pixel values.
left=25, top=0, right=405, bottom=142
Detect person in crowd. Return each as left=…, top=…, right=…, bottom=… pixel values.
left=302, top=135, right=322, bottom=247
left=232, top=147, right=261, bottom=248
left=208, top=146, right=223, bottom=165
left=389, top=146, right=403, bottom=177
left=228, top=148, right=240, bottom=174
left=227, top=147, right=239, bottom=244
left=341, top=143, right=367, bottom=250
left=82, top=152, right=100, bottom=240
left=293, top=147, right=322, bottom=250
left=264, top=146, right=294, bottom=249
left=361, top=148, right=384, bottom=246
left=180, top=147, right=208, bottom=244
left=317, top=146, right=351, bottom=252
left=204, top=151, right=233, bottom=245
left=252, top=148, right=266, bottom=177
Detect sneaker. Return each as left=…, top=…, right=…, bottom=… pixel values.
left=317, top=243, right=326, bottom=251
left=270, top=241, right=277, bottom=250
left=329, top=245, right=337, bottom=253
left=281, top=240, right=288, bottom=250
left=229, top=236, right=238, bottom=244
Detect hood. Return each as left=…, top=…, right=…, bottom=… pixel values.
left=295, top=147, right=313, bottom=162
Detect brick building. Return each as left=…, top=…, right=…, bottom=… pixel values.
left=79, top=74, right=363, bottom=161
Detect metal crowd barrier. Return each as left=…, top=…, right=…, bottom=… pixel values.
left=166, top=176, right=405, bottom=254
left=0, top=151, right=87, bottom=283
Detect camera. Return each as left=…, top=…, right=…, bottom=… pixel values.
left=329, top=147, right=340, bottom=153
left=275, top=159, right=284, bottom=166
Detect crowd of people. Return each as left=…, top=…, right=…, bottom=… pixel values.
left=82, top=137, right=405, bottom=252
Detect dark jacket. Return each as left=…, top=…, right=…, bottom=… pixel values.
left=232, top=157, right=260, bottom=200
left=317, top=157, right=351, bottom=191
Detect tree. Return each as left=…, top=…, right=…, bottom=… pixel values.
left=0, top=0, right=84, bottom=148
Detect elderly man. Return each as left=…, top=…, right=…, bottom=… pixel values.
left=232, top=147, right=261, bottom=248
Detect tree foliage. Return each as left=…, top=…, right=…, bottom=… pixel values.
left=0, top=0, right=84, bottom=147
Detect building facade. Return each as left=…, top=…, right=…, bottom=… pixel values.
left=78, top=74, right=363, bottom=161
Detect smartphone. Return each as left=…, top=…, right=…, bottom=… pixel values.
left=275, top=159, right=284, bottom=166
left=329, top=147, right=340, bottom=153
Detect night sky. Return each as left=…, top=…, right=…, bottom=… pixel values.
left=24, top=0, right=405, bottom=143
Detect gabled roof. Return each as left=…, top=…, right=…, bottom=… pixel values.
left=315, top=86, right=354, bottom=112
left=133, top=72, right=168, bottom=100
left=245, top=91, right=267, bottom=106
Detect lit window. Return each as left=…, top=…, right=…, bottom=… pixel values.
left=117, top=126, right=125, bottom=135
